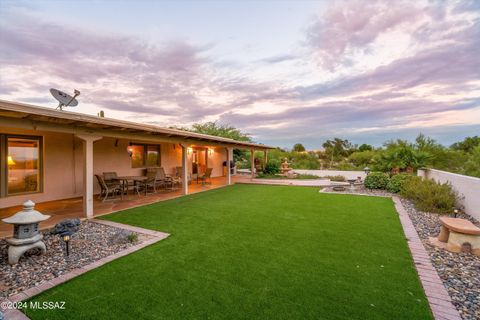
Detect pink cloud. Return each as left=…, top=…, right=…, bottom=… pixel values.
left=306, top=0, right=426, bottom=70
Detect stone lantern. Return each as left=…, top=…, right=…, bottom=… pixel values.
left=2, top=200, right=50, bottom=264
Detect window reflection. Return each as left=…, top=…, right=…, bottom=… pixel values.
left=146, top=145, right=160, bottom=167
left=130, top=145, right=145, bottom=168
left=7, top=137, right=41, bottom=195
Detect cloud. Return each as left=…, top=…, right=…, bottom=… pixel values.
left=306, top=0, right=425, bottom=70
left=258, top=54, right=298, bottom=64
left=0, top=2, right=479, bottom=149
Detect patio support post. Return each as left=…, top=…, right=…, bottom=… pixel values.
left=181, top=144, right=188, bottom=195
left=250, top=149, right=255, bottom=179
left=226, top=147, right=232, bottom=185
left=263, top=150, right=268, bottom=170
left=76, top=134, right=102, bottom=219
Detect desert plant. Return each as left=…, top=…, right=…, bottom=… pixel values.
left=386, top=174, right=413, bottom=193
left=264, top=159, right=280, bottom=174
left=400, top=177, right=458, bottom=213
left=127, top=232, right=139, bottom=243
left=364, top=172, right=390, bottom=189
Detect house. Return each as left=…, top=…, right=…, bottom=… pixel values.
left=0, top=100, right=271, bottom=221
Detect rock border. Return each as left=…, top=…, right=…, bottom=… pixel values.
left=0, top=219, right=169, bottom=320
left=392, top=196, right=461, bottom=320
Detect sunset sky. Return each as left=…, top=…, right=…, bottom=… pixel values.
left=0, top=0, right=479, bottom=148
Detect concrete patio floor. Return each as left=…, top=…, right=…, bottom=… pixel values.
left=0, top=175, right=251, bottom=238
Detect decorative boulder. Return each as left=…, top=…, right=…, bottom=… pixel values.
left=54, top=219, right=81, bottom=236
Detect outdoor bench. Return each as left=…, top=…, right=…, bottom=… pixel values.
left=437, top=217, right=480, bottom=256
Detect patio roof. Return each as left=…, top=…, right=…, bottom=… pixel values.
left=0, top=99, right=273, bottom=150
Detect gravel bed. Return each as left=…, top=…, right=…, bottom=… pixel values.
left=0, top=221, right=143, bottom=299
left=401, top=199, right=480, bottom=320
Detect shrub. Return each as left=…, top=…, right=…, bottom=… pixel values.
left=364, top=172, right=390, bottom=189
left=127, top=232, right=138, bottom=243
left=386, top=174, right=413, bottom=193
left=264, top=159, right=280, bottom=174
left=400, top=177, right=458, bottom=213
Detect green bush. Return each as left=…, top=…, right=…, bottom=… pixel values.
left=400, top=177, right=457, bottom=213
left=364, top=172, right=390, bottom=189
left=386, top=174, right=414, bottom=193
left=264, top=159, right=280, bottom=174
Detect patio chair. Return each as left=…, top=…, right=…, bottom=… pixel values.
left=174, top=166, right=192, bottom=185
left=156, top=167, right=173, bottom=190
left=141, top=170, right=157, bottom=195
left=198, top=168, right=213, bottom=185
left=95, top=174, right=123, bottom=202
left=103, top=172, right=119, bottom=186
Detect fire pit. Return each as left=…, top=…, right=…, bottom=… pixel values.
left=1, top=200, right=50, bottom=264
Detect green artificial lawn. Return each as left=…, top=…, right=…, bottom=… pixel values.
left=26, top=185, right=432, bottom=320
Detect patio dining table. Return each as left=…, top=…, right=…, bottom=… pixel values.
left=117, top=175, right=148, bottom=196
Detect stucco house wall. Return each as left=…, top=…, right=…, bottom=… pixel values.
left=0, top=128, right=80, bottom=208
left=1, top=130, right=228, bottom=209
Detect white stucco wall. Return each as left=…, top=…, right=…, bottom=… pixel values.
left=418, top=169, right=480, bottom=221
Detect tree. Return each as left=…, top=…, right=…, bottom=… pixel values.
left=374, top=140, right=432, bottom=174
left=358, top=144, right=373, bottom=152
left=451, top=136, right=480, bottom=153
left=179, top=121, right=252, bottom=162
left=322, top=138, right=354, bottom=167
left=292, top=143, right=306, bottom=152
left=186, top=121, right=252, bottom=142
left=464, top=145, right=480, bottom=178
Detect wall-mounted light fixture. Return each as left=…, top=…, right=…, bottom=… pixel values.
left=208, top=148, right=213, bottom=156
left=127, top=145, right=133, bottom=157
left=187, top=147, right=193, bottom=154
left=7, top=155, right=15, bottom=166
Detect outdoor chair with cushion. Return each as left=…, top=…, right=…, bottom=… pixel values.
left=156, top=167, right=174, bottom=190
left=141, top=170, right=158, bottom=195
left=95, top=174, right=123, bottom=202
left=174, top=166, right=192, bottom=185
left=103, top=172, right=119, bottom=186
left=198, top=168, right=213, bottom=185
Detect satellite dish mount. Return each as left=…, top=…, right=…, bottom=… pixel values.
left=50, top=88, right=81, bottom=110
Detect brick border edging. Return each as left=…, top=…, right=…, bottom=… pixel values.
left=392, top=196, right=462, bottom=320
left=1, top=220, right=169, bottom=320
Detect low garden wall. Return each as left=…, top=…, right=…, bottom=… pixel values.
left=293, top=169, right=366, bottom=180
left=418, top=168, right=480, bottom=221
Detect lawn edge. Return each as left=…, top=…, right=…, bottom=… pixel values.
left=392, top=196, right=461, bottom=320
left=0, top=221, right=170, bottom=320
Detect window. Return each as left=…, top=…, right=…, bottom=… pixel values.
left=129, top=143, right=160, bottom=168
left=146, top=145, right=160, bottom=167
left=130, top=144, right=145, bottom=168
left=1, top=135, right=43, bottom=196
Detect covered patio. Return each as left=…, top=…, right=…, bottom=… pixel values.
left=0, top=100, right=271, bottom=237
left=0, top=176, right=251, bottom=238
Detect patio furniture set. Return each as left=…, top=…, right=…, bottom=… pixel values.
left=94, top=167, right=213, bottom=202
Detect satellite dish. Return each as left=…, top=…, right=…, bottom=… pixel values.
left=50, top=88, right=80, bottom=110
